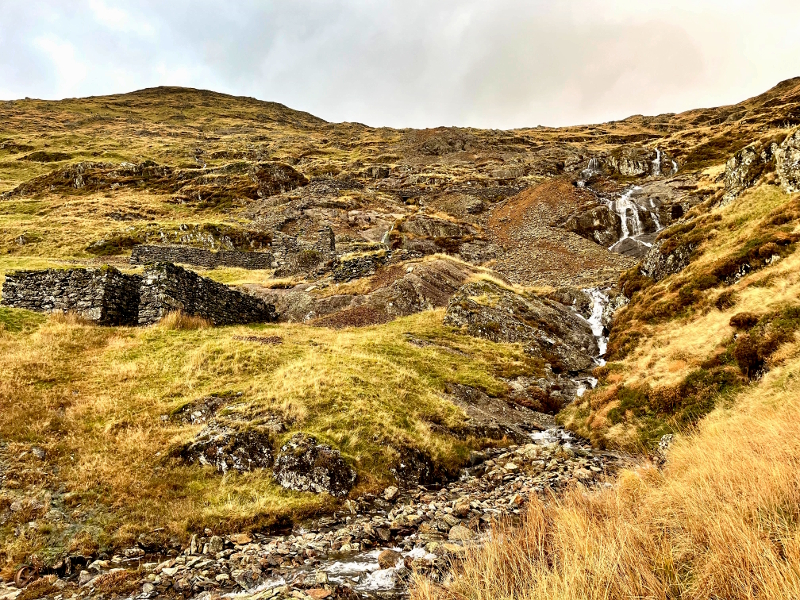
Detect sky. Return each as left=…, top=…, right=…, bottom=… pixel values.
left=1, top=0, right=799, bottom=129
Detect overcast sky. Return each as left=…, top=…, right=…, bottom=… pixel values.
left=1, top=1, right=799, bottom=128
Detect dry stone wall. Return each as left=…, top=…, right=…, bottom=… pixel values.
left=1, top=267, right=141, bottom=325
left=131, top=244, right=274, bottom=270
left=138, top=262, right=276, bottom=325
left=2, top=263, right=276, bottom=326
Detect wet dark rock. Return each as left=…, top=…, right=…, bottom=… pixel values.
left=179, top=421, right=274, bottom=474
left=444, top=280, right=597, bottom=372
left=273, top=434, right=356, bottom=497
left=389, top=446, right=450, bottom=486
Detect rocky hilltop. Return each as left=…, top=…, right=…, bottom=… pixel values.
left=1, top=79, right=800, bottom=600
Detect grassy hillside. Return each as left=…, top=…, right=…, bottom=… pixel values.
left=0, top=307, right=540, bottom=571
left=1, top=79, right=800, bottom=595
left=415, top=181, right=800, bottom=600
left=414, top=336, right=800, bottom=599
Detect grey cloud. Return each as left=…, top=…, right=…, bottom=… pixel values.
left=0, top=0, right=799, bottom=128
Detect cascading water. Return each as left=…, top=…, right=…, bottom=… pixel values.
left=652, top=148, right=662, bottom=176
left=608, top=186, right=644, bottom=249
left=574, top=288, right=609, bottom=398
left=380, top=222, right=395, bottom=245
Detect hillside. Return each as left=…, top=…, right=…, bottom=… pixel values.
left=0, top=79, right=799, bottom=599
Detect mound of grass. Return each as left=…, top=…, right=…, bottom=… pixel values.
left=0, top=308, right=539, bottom=570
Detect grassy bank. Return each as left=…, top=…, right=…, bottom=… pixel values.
left=0, top=308, right=538, bottom=574
left=414, top=337, right=800, bottom=600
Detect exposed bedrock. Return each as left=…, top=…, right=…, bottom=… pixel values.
left=443, top=280, right=598, bottom=373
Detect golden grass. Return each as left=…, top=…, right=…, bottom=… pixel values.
left=156, top=310, right=212, bottom=330
left=0, top=307, right=539, bottom=568
left=415, top=341, right=800, bottom=600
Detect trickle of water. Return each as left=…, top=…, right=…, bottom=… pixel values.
left=585, top=289, right=609, bottom=364
left=381, top=223, right=395, bottom=245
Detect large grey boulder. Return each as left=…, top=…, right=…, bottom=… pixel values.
left=273, top=433, right=356, bottom=497
left=724, top=143, right=775, bottom=203
left=180, top=421, right=274, bottom=474
left=640, top=240, right=695, bottom=282
left=444, top=280, right=597, bottom=372
left=563, top=205, right=622, bottom=247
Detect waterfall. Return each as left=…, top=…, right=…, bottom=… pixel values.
left=609, top=186, right=643, bottom=242
left=381, top=222, right=395, bottom=245
left=652, top=148, right=662, bottom=176
left=671, top=160, right=679, bottom=174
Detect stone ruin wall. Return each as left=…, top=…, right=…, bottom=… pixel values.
left=1, top=264, right=276, bottom=326
left=1, top=267, right=141, bottom=325
left=138, top=263, right=276, bottom=325
left=130, top=245, right=274, bottom=270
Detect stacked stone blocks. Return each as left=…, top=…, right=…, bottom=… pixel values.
left=1, top=263, right=276, bottom=326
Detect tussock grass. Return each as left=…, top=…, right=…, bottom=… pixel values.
left=157, top=311, right=212, bottom=330
left=415, top=342, right=800, bottom=600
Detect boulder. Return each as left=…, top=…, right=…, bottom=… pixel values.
left=443, top=280, right=598, bottom=372
left=448, top=525, right=476, bottom=542
left=378, top=549, right=402, bottom=569
left=724, top=143, right=775, bottom=203
left=776, top=128, right=800, bottom=193
left=273, top=433, right=356, bottom=497
left=563, top=205, right=622, bottom=247
left=179, top=421, right=274, bottom=474
left=640, top=240, right=695, bottom=282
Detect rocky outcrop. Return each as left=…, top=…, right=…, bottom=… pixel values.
left=563, top=205, right=622, bottom=246
left=443, top=280, right=597, bottom=372
left=775, top=128, right=800, bottom=193
left=1, top=267, right=141, bottom=325
left=273, top=434, right=356, bottom=497
left=724, top=143, right=775, bottom=202
left=179, top=422, right=274, bottom=474
left=138, top=263, right=276, bottom=325
left=131, top=244, right=274, bottom=270
left=640, top=240, right=695, bottom=281
left=606, top=147, right=660, bottom=177
left=443, top=383, right=554, bottom=441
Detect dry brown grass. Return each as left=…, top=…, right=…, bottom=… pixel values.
left=415, top=342, right=800, bottom=600
left=157, top=310, right=212, bottom=330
